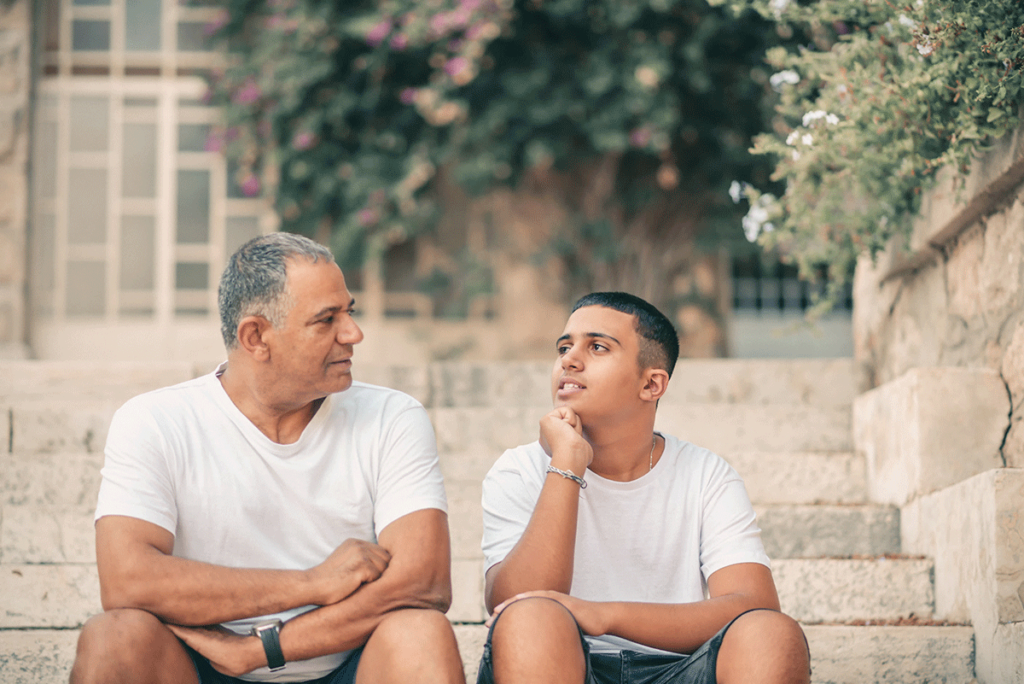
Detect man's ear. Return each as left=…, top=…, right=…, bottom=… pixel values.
left=236, top=315, right=273, bottom=361
left=640, top=368, right=670, bottom=403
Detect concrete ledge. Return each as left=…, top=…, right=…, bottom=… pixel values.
left=773, top=558, right=933, bottom=623
left=853, top=367, right=1009, bottom=505
left=726, top=452, right=866, bottom=505
left=901, top=468, right=1024, bottom=682
left=0, top=565, right=99, bottom=628
left=655, top=404, right=852, bottom=453
left=8, top=401, right=120, bottom=454
left=0, top=361, right=198, bottom=402
left=0, top=505, right=94, bottom=564
left=756, top=504, right=899, bottom=558
left=0, top=452, right=103, bottom=507
left=0, top=629, right=79, bottom=684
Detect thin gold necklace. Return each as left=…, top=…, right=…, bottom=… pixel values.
left=649, top=435, right=657, bottom=471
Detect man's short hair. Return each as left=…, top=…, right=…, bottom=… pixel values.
left=218, top=232, right=334, bottom=349
left=571, top=292, right=680, bottom=377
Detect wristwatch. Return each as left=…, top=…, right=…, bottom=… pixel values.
left=251, top=619, right=286, bottom=671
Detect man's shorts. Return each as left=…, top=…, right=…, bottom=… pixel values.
left=476, top=603, right=759, bottom=684
left=186, top=646, right=363, bottom=684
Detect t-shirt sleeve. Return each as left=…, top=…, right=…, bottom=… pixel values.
left=699, top=456, right=771, bottom=579
left=373, top=403, right=448, bottom=536
left=481, top=448, right=542, bottom=572
left=94, top=399, right=178, bottom=535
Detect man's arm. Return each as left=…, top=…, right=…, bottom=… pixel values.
left=96, top=515, right=390, bottom=626
left=169, top=508, right=451, bottom=676
left=489, top=563, right=780, bottom=655
left=485, top=407, right=592, bottom=612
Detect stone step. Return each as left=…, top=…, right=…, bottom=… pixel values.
left=0, top=622, right=974, bottom=684
left=2, top=400, right=120, bottom=454
left=755, top=504, right=900, bottom=558
left=432, top=404, right=852, bottom=458
left=422, top=358, right=859, bottom=408
left=0, top=452, right=103, bottom=506
left=0, top=360, right=202, bottom=402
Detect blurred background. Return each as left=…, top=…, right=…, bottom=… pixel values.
left=0, top=0, right=853, bottom=365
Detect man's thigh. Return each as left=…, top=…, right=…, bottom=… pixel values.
left=187, top=648, right=362, bottom=684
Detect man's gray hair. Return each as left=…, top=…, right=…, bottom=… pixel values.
left=218, top=232, right=334, bottom=349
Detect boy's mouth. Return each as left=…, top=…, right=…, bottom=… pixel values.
left=557, top=377, right=586, bottom=395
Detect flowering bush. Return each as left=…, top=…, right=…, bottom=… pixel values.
left=714, top=0, right=1024, bottom=315
left=204, top=0, right=780, bottom=287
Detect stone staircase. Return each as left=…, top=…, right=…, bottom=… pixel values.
left=0, top=359, right=976, bottom=683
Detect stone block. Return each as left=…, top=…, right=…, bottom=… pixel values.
left=981, top=203, right=1024, bottom=324
left=655, top=404, right=852, bottom=454
left=439, top=450, right=504, bottom=484
left=992, top=621, right=1024, bottom=684
left=445, top=479, right=483, bottom=561
left=0, top=361, right=196, bottom=402
left=853, top=367, right=1009, bottom=505
left=0, top=564, right=99, bottom=628
left=10, top=400, right=118, bottom=453
left=662, top=359, right=859, bottom=407
left=755, top=504, right=899, bottom=559
left=945, top=223, right=984, bottom=323
left=449, top=558, right=485, bottom=623
left=0, top=629, right=79, bottom=684
left=430, top=361, right=551, bottom=408
left=0, top=505, right=94, bottom=564
left=431, top=407, right=545, bottom=458
left=353, top=364, right=432, bottom=406
left=0, top=452, right=104, bottom=507
left=724, top=451, right=866, bottom=505
left=900, top=468, right=1024, bottom=683
left=802, top=625, right=975, bottom=684
left=773, top=557, right=934, bottom=623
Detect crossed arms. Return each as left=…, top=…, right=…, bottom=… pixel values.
left=96, top=507, right=451, bottom=675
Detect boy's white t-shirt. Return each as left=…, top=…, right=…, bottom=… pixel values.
left=96, top=369, right=447, bottom=682
left=482, top=433, right=770, bottom=655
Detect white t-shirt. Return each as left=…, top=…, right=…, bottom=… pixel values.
left=481, top=433, right=770, bottom=654
left=96, top=369, right=447, bottom=682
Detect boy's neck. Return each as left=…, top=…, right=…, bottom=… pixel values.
left=584, top=415, right=661, bottom=482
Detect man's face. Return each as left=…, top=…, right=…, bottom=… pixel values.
left=550, top=305, right=646, bottom=424
left=265, top=258, right=364, bottom=402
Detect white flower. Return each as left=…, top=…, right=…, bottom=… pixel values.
left=802, top=133, right=814, bottom=146
left=786, top=131, right=800, bottom=146
left=729, top=181, right=743, bottom=204
left=770, top=0, right=790, bottom=18
left=826, top=113, right=840, bottom=125
left=917, top=42, right=934, bottom=57
left=898, top=15, right=916, bottom=28
left=802, top=110, right=827, bottom=126
left=770, top=70, right=800, bottom=91
left=837, top=84, right=848, bottom=95
left=791, top=150, right=801, bottom=161
left=741, top=193, right=777, bottom=242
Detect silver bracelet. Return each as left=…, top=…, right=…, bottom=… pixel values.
left=546, top=465, right=587, bottom=489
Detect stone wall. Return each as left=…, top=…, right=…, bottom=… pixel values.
left=0, top=0, right=29, bottom=358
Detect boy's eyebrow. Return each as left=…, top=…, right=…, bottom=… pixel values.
left=556, top=332, right=622, bottom=346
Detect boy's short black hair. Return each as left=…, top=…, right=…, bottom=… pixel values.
left=571, top=292, right=680, bottom=377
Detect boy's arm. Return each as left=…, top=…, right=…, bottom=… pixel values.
left=489, top=562, right=780, bottom=655
left=484, top=407, right=593, bottom=612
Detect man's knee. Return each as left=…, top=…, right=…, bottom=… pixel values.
left=71, top=609, right=192, bottom=684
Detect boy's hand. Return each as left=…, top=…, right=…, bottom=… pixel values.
left=487, top=590, right=608, bottom=637
left=539, top=407, right=593, bottom=474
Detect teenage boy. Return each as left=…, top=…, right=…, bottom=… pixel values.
left=479, top=292, right=810, bottom=684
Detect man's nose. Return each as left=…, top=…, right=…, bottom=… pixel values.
left=339, top=316, right=364, bottom=345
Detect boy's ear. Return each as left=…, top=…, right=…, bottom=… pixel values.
left=236, top=315, right=273, bottom=361
left=640, top=367, right=670, bottom=403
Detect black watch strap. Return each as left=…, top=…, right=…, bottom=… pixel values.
left=252, top=620, right=285, bottom=671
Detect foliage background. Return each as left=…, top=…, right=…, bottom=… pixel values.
left=205, top=0, right=783, bottom=333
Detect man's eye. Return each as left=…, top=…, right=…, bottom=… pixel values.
left=320, top=316, right=334, bottom=324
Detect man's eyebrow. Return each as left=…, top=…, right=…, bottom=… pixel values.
left=556, top=332, right=621, bottom=346
left=309, top=298, right=355, bottom=321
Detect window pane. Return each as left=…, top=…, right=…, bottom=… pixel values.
left=121, top=216, right=155, bottom=289
left=226, top=216, right=259, bottom=260
left=68, top=168, right=107, bottom=244
left=123, top=123, right=157, bottom=197
left=177, top=22, right=210, bottom=52
left=125, top=0, right=161, bottom=50
left=66, top=261, right=106, bottom=316
left=178, top=123, right=210, bottom=152
left=34, top=214, right=56, bottom=292
left=175, top=262, right=208, bottom=290
left=73, top=0, right=110, bottom=5
left=70, top=97, right=108, bottom=152
left=35, top=120, right=58, bottom=198
left=177, top=170, right=210, bottom=243
left=72, top=20, right=110, bottom=51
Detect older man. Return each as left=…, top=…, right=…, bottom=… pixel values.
left=70, top=233, right=463, bottom=684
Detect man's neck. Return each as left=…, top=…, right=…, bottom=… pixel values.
left=218, top=363, right=323, bottom=445
left=584, top=413, right=660, bottom=482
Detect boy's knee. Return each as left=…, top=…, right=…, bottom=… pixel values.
left=491, top=597, right=581, bottom=650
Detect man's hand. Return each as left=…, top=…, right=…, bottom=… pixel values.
left=166, top=624, right=264, bottom=677
left=539, top=407, right=593, bottom=474
left=487, top=590, right=608, bottom=637
left=306, top=539, right=391, bottom=606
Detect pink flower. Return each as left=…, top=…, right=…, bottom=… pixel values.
left=400, top=88, right=418, bottom=105
left=459, top=0, right=482, bottom=11
left=225, top=127, right=240, bottom=142
left=241, top=174, right=261, bottom=197
left=233, top=79, right=261, bottom=105
left=629, top=127, right=652, bottom=147
left=390, top=33, right=409, bottom=50
left=292, top=131, right=315, bottom=150
left=429, top=13, right=449, bottom=36
left=204, top=131, right=225, bottom=153
left=358, top=208, right=379, bottom=226
left=444, top=56, right=468, bottom=77
left=204, top=10, right=228, bottom=37
left=366, top=19, right=392, bottom=47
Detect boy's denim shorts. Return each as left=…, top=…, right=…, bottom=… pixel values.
left=476, top=603, right=757, bottom=684
left=186, top=646, right=363, bottom=684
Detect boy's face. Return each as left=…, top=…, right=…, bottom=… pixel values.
left=550, top=305, right=647, bottom=423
